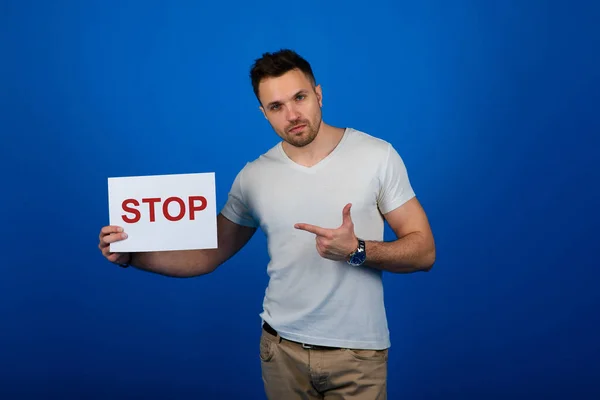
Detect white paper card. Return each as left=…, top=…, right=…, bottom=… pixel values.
left=107, top=172, right=217, bottom=252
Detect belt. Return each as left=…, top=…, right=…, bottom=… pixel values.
left=262, top=322, right=341, bottom=350
left=262, top=321, right=278, bottom=337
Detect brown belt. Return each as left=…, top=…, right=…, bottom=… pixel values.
left=262, top=322, right=341, bottom=350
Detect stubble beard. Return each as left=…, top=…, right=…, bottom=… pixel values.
left=284, top=117, right=322, bottom=148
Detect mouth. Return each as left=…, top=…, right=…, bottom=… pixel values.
left=288, top=124, right=306, bottom=134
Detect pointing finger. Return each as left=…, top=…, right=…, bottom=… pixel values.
left=294, top=223, right=330, bottom=237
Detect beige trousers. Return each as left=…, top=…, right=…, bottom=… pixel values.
left=260, top=328, right=388, bottom=399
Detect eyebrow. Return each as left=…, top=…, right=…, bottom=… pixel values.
left=267, top=90, right=308, bottom=109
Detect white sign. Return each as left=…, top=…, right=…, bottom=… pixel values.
left=107, top=172, right=217, bottom=253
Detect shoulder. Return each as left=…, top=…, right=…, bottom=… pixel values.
left=344, top=127, right=396, bottom=158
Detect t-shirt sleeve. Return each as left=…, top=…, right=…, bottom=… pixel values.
left=377, top=143, right=416, bottom=214
left=220, top=166, right=259, bottom=228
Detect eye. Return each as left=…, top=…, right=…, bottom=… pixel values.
left=296, top=94, right=306, bottom=101
left=270, top=104, right=280, bottom=111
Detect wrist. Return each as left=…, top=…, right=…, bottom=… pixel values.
left=346, top=238, right=366, bottom=266
left=119, top=253, right=132, bottom=268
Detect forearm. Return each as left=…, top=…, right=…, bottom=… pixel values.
left=363, top=232, right=435, bottom=273
left=129, top=249, right=219, bottom=278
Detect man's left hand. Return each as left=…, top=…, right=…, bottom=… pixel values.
left=294, top=203, right=358, bottom=261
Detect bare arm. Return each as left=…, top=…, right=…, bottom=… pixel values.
left=99, top=213, right=257, bottom=278
left=294, top=197, right=435, bottom=274
left=363, top=197, right=436, bottom=273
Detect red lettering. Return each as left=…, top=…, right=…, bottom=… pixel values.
left=142, top=198, right=161, bottom=222
left=163, top=196, right=186, bottom=221
left=121, top=199, right=141, bottom=223
left=121, top=196, right=208, bottom=223
left=188, top=196, right=207, bottom=220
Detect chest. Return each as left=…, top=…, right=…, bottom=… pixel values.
left=246, top=162, right=381, bottom=236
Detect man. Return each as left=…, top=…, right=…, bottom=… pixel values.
left=99, top=49, right=435, bottom=399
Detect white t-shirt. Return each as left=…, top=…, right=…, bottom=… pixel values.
left=220, top=127, right=415, bottom=349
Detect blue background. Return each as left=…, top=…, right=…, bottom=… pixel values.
left=1, top=1, right=599, bottom=398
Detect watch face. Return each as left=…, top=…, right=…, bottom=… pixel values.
left=350, top=249, right=366, bottom=266
left=347, top=239, right=366, bottom=266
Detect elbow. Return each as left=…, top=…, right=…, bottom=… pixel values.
left=174, top=261, right=219, bottom=279
left=412, top=232, right=436, bottom=272
left=420, top=247, right=436, bottom=272
left=191, top=262, right=219, bottom=277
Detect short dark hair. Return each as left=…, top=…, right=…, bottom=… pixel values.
left=249, top=49, right=316, bottom=102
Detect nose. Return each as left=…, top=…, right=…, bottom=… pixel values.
left=285, top=104, right=301, bottom=121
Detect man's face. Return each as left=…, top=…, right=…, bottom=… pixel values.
left=258, top=69, right=323, bottom=148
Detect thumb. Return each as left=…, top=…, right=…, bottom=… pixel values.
left=342, top=203, right=353, bottom=226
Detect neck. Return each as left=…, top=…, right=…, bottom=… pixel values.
left=282, top=122, right=346, bottom=167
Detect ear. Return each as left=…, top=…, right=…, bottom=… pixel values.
left=315, top=84, right=323, bottom=107
left=259, top=105, right=268, bottom=119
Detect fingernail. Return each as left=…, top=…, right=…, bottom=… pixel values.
left=123, top=233, right=128, bottom=239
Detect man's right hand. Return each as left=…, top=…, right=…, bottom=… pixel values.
left=98, top=225, right=131, bottom=266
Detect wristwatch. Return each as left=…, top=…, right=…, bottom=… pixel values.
left=119, top=255, right=132, bottom=268
left=347, top=238, right=366, bottom=266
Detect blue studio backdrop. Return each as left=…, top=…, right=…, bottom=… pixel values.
left=1, top=1, right=599, bottom=399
